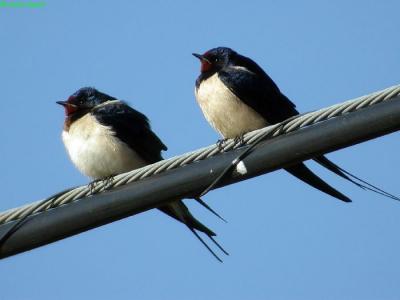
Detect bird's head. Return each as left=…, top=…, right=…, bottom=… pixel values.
left=56, top=87, right=116, bottom=116
left=192, top=47, right=236, bottom=74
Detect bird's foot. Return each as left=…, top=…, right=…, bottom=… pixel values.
left=88, top=175, right=115, bottom=195
left=233, top=134, right=245, bottom=147
left=216, top=138, right=228, bottom=151
left=88, top=179, right=100, bottom=194
left=102, top=175, right=115, bottom=190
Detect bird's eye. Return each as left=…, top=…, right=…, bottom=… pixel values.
left=214, top=57, right=219, bottom=62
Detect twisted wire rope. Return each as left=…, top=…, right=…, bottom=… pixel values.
left=1, top=84, right=400, bottom=225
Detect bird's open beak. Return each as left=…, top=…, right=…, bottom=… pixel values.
left=56, top=100, right=68, bottom=106
left=56, top=101, right=78, bottom=115
left=192, top=53, right=203, bottom=60
left=56, top=101, right=78, bottom=108
left=192, top=53, right=211, bottom=64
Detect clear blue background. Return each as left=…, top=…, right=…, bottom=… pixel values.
left=1, top=1, right=400, bottom=299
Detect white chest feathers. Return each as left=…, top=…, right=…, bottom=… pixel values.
left=195, top=73, right=267, bottom=139
left=62, top=113, right=147, bottom=179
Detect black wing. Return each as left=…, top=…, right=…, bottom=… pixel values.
left=219, top=55, right=353, bottom=202
left=219, top=54, right=299, bottom=124
left=93, top=101, right=167, bottom=164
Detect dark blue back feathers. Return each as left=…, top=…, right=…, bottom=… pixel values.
left=93, top=102, right=167, bottom=164
left=220, top=51, right=299, bottom=124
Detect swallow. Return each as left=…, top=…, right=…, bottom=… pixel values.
left=57, top=87, right=227, bottom=261
left=193, top=47, right=397, bottom=202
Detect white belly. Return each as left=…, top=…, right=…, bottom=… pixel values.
left=195, top=73, right=267, bottom=139
left=62, top=114, right=146, bottom=179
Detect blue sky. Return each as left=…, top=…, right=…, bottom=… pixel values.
left=1, top=1, right=400, bottom=299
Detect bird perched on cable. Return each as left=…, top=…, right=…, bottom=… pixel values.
left=57, top=87, right=227, bottom=261
left=193, top=46, right=398, bottom=202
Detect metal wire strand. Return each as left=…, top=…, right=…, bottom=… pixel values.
left=1, top=84, right=400, bottom=226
